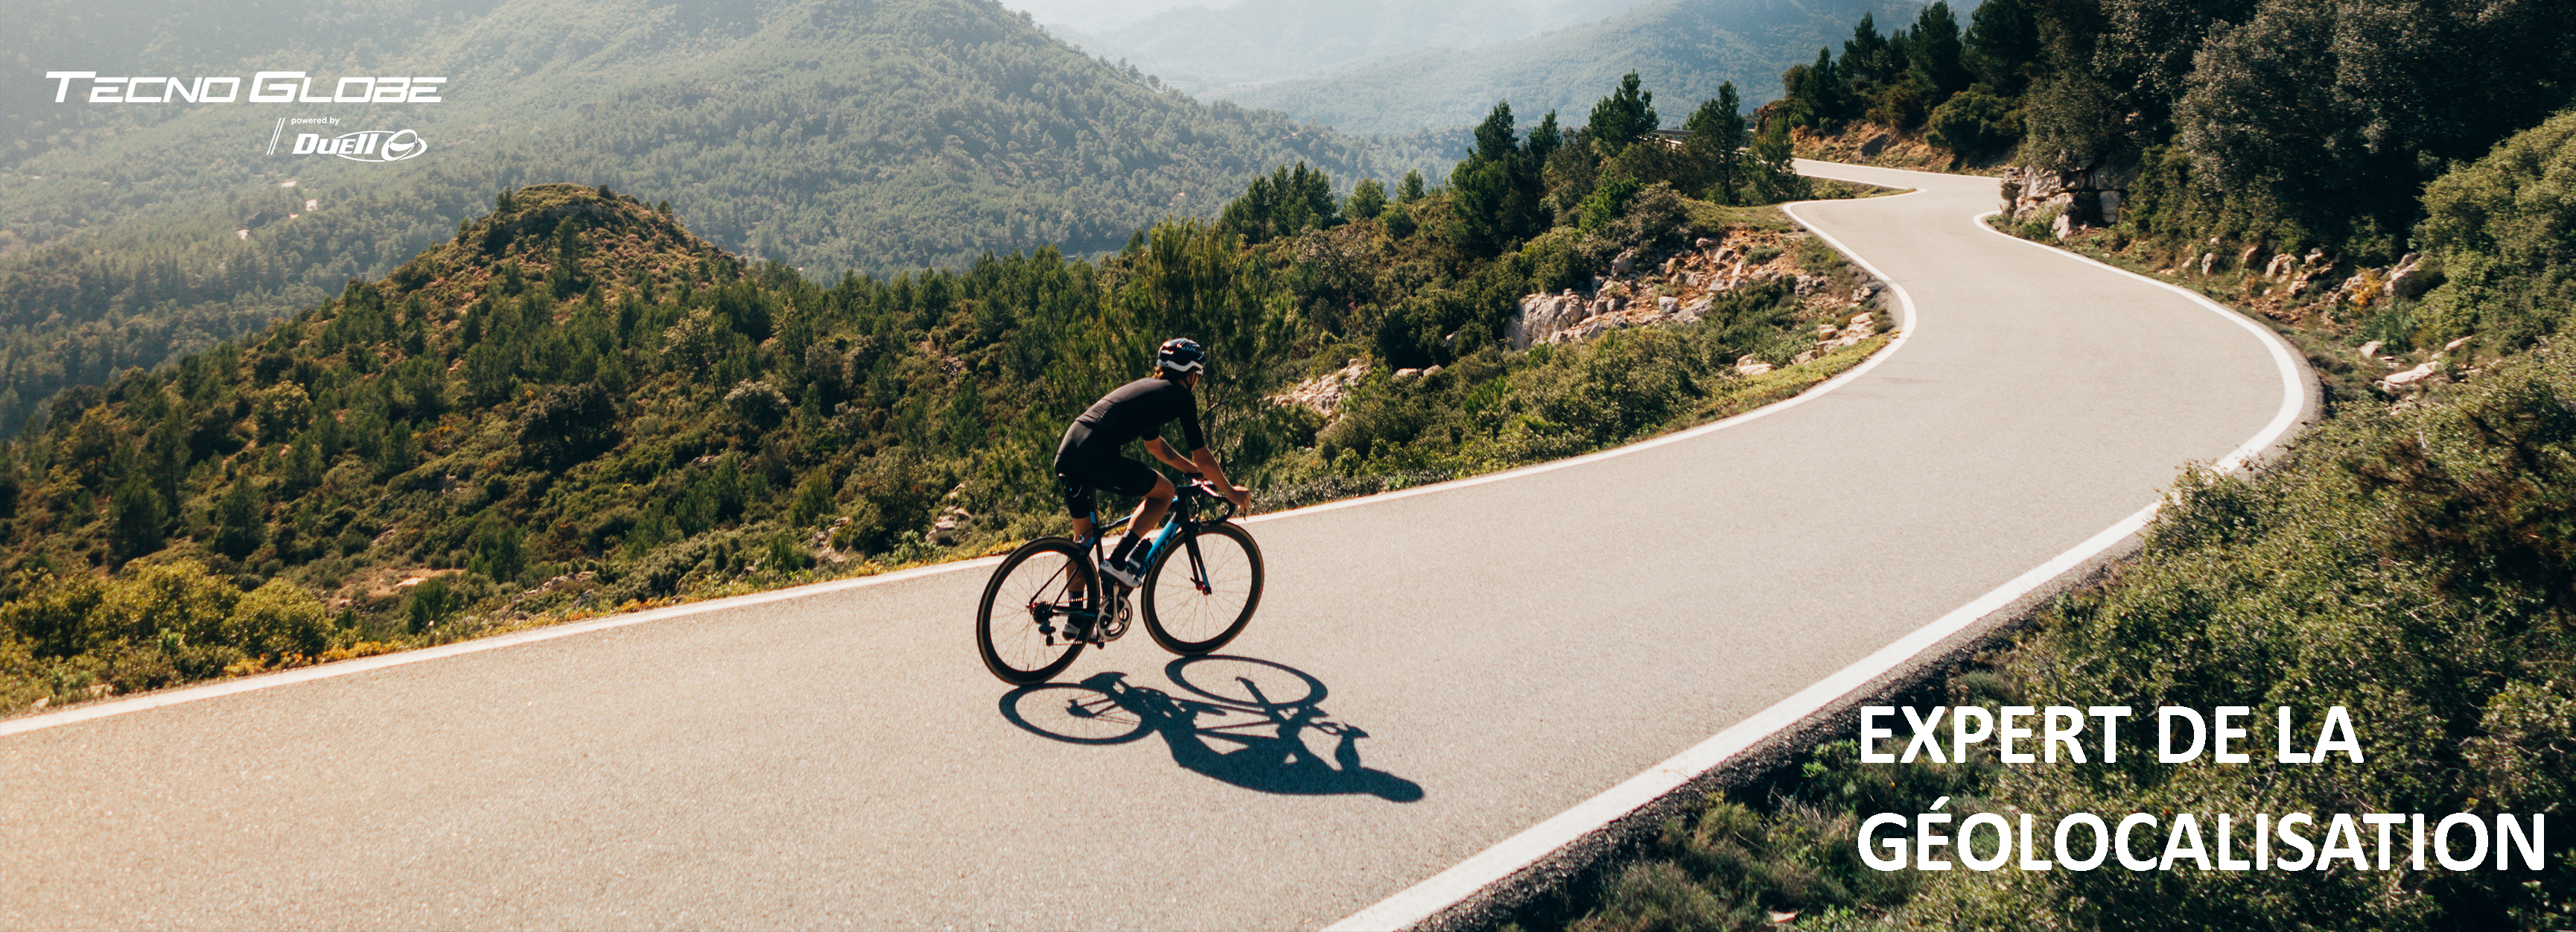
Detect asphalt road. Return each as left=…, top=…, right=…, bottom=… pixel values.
left=1, top=162, right=2299, bottom=931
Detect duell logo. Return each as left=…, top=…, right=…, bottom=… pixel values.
left=279, top=128, right=427, bottom=162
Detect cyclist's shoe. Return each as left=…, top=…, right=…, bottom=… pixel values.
left=1098, top=554, right=1146, bottom=588
left=1057, top=617, right=1094, bottom=644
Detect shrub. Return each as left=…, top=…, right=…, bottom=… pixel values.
left=2415, top=109, right=2576, bottom=349
left=1927, top=86, right=2020, bottom=159
left=224, top=579, right=331, bottom=659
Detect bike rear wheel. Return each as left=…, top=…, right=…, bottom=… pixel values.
left=977, top=539, right=1096, bottom=684
left=1141, top=523, right=1264, bottom=655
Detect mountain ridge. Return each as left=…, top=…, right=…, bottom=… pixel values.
left=1222, top=0, right=1923, bottom=136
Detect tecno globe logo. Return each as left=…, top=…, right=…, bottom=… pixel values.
left=283, top=128, right=426, bottom=162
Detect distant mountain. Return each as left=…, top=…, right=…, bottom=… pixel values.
left=1223, top=0, right=1923, bottom=136
left=994, top=0, right=1200, bottom=34
left=0, top=0, right=1447, bottom=434
left=1064, top=0, right=1661, bottom=94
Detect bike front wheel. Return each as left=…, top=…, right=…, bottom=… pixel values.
left=1141, top=523, right=1264, bottom=655
left=977, top=539, right=1095, bottom=684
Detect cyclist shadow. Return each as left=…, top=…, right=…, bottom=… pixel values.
left=998, top=656, right=1424, bottom=803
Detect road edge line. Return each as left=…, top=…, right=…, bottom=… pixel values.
left=1320, top=194, right=2309, bottom=932
left=0, top=555, right=1005, bottom=738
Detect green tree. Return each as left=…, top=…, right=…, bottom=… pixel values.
left=210, top=479, right=266, bottom=560
left=468, top=514, right=527, bottom=586
left=1588, top=72, right=1659, bottom=156
left=1964, top=0, right=2041, bottom=94
left=1346, top=179, right=1388, bottom=221
left=1840, top=13, right=1904, bottom=86
left=109, top=473, right=167, bottom=562
left=1685, top=83, right=1748, bottom=203
left=1784, top=48, right=1848, bottom=128
left=1745, top=120, right=1808, bottom=203
left=1450, top=101, right=1548, bottom=256
left=1905, top=1, right=1971, bottom=103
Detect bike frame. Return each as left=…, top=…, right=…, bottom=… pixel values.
left=1075, top=479, right=1232, bottom=597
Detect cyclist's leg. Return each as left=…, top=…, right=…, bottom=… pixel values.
left=1118, top=472, right=1177, bottom=562
left=1059, top=443, right=1167, bottom=568
left=1058, top=473, right=1099, bottom=542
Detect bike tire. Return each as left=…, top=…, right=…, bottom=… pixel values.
left=1141, top=522, right=1264, bottom=656
left=976, top=538, right=1095, bottom=685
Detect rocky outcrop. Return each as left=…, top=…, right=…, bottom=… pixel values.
left=1271, top=358, right=1371, bottom=416
left=2000, top=161, right=2139, bottom=237
left=1507, top=229, right=1884, bottom=350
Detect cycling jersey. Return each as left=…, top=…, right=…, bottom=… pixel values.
left=1055, top=375, right=1206, bottom=519
left=1072, top=377, right=1206, bottom=452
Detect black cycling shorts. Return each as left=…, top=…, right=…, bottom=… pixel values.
left=1054, top=422, right=1159, bottom=521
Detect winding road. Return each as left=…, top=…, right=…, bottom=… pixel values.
left=0, top=162, right=2303, bottom=931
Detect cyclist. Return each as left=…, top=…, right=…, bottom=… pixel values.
left=1055, top=338, right=1253, bottom=594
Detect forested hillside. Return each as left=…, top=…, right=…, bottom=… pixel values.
left=1066, top=0, right=1659, bottom=95
left=1223, top=0, right=1918, bottom=136
left=0, top=0, right=1448, bottom=436
left=1767, top=0, right=2576, bottom=298
left=0, top=73, right=1888, bottom=710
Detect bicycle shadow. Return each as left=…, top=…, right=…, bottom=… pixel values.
left=998, top=656, right=1424, bottom=802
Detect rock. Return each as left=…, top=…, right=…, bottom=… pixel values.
left=2200, top=253, right=2219, bottom=276
left=2443, top=336, right=2471, bottom=353
left=1656, top=296, right=1679, bottom=317
left=2303, top=248, right=2329, bottom=267
left=2026, top=171, right=2065, bottom=200
left=2359, top=340, right=2383, bottom=358
left=2052, top=213, right=2075, bottom=240
left=1661, top=256, right=1679, bottom=276
left=1792, top=349, right=1821, bottom=364
left=1271, top=358, right=1371, bottom=413
left=2099, top=190, right=2122, bottom=225
left=2265, top=254, right=2297, bottom=279
left=2382, top=362, right=2442, bottom=390
left=1611, top=249, right=1638, bottom=276
left=1424, top=365, right=1443, bottom=376
left=1734, top=355, right=1774, bottom=376
left=1860, top=132, right=1892, bottom=157
left=2239, top=244, right=2267, bottom=269
left=1694, top=237, right=1712, bottom=250
left=2385, top=253, right=2440, bottom=299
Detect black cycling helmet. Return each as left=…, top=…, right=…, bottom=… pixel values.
left=1157, top=337, right=1205, bottom=375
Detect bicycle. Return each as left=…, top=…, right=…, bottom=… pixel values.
left=975, top=478, right=1265, bottom=685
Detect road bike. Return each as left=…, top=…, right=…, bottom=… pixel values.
left=976, top=478, right=1265, bottom=685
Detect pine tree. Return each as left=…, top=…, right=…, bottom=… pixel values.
left=1588, top=72, right=1659, bottom=156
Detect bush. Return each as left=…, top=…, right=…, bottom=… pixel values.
left=2415, top=109, right=2576, bottom=349
left=224, top=579, right=331, bottom=659
left=1927, top=86, right=2020, bottom=159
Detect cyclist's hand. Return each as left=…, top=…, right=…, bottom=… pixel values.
left=1226, top=485, right=1251, bottom=510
